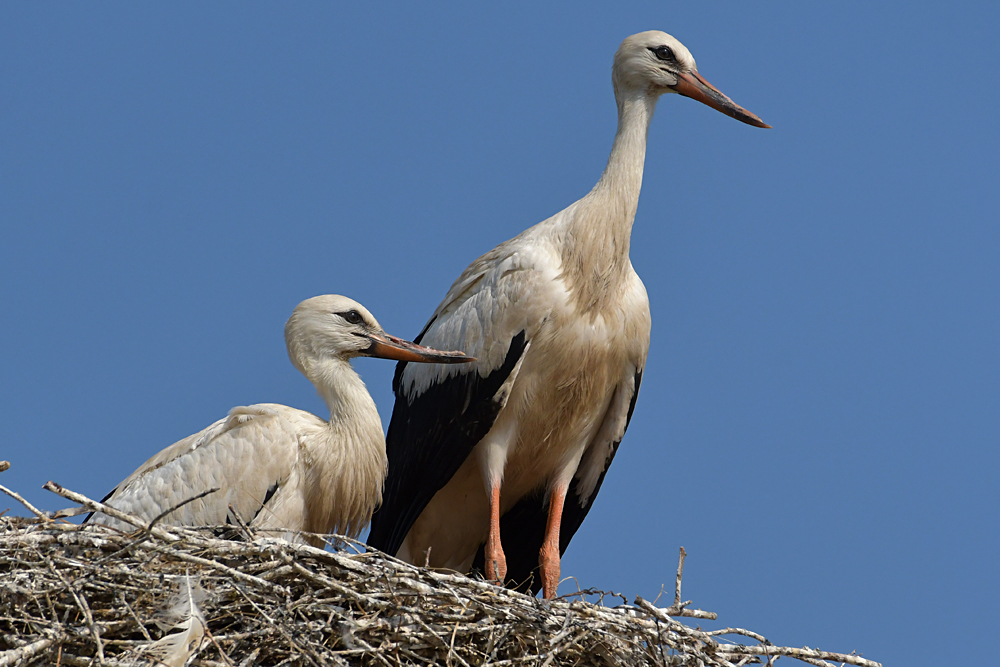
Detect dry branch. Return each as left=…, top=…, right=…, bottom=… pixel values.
left=0, top=483, right=880, bottom=667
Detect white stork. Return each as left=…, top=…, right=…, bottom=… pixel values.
left=366, top=31, right=768, bottom=598
left=88, top=295, right=473, bottom=544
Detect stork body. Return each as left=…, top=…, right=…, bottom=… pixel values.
left=89, top=295, right=472, bottom=545
left=367, top=31, right=768, bottom=597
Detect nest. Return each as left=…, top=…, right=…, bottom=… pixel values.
left=0, top=476, right=880, bottom=667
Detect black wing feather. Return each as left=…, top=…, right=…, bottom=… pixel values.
left=472, top=369, right=643, bottom=594
left=368, top=330, right=528, bottom=556
left=82, top=486, right=119, bottom=523
left=249, top=480, right=281, bottom=523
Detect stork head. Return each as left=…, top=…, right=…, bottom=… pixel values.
left=285, top=295, right=473, bottom=375
left=613, top=31, right=769, bottom=128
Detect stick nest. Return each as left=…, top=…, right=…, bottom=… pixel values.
left=0, top=480, right=880, bottom=667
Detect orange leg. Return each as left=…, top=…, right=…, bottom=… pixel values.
left=484, top=482, right=507, bottom=584
left=539, top=485, right=567, bottom=599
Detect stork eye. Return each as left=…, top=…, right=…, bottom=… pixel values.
left=339, top=310, right=363, bottom=325
left=650, top=45, right=675, bottom=62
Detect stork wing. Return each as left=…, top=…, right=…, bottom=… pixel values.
left=473, top=368, right=643, bottom=594
left=368, top=235, right=559, bottom=555
left=88, top=405, right=302, bottom=533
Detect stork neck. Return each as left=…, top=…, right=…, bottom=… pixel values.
left=591, top=90, right=657, bottom=214
left=298, top=354, right=387, bottom=539
left=306, top=357, right=378, bottom=426
left=559, top=90, right=657, bottom=317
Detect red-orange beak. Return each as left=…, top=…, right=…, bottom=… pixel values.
left=366, top=332, right=475, bottom=364
left=671, top=70, right=770, bottom=128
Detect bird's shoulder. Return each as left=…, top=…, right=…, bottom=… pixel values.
left=437, top=227, right=563, bottom=318
left=395, top=231, right=560, bottom=398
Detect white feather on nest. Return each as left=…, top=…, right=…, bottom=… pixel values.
left=139, top=573, right=208, bottom=667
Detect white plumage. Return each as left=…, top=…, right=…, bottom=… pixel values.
left=89, top=295, right=472, bottom=545
left=141, top=575, right=208, bottom=667
left=368, top=31, right=768, bottom=598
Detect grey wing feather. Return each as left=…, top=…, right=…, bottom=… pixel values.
left=91, top=405, right=300, bottom=532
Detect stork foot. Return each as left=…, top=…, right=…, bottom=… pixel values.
left=539, top=542, right=560, bottom=599
left=485, top=481, right=506, bottom=584
left=485, top=535, right=507, bottom=584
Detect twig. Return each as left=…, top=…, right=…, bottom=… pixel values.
left=0, top=483, right=50, bottom=520
left=146, top=544, right=287, bottom=594
left=674, top=546, right=686, bottom=608
left=665, top=604, right=717, bottom=620
left=713, top=644, right=879, bottom=666
left=146, top=487, right=220, bottom=531
left=650, top=547, right=717, bottom=619
left=414, top=615, right=473, bottom=667
left=202, top=626, right=237, bottom=667
left=638, top=594, right=718, bottom=621
left=0, top=633, right=65, bottom=667
left=230, top=582, right=322, bottom=667
left=706, top=627, right=770, bottom=644
left=118, top=592, right=152, bottom=642
left=42, top=554, right=104, bottom=665
left=53, top=506, right=90, bottom=519
left=41, top=481, right=167, bottom=536
left=636, top=598, right=879, bottom=666
left=226, top=503, right=255, bottom=541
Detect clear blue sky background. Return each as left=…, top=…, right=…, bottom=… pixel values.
left=2, top=3, right=997, bottom=664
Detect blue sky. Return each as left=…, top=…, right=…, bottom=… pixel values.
left=2, top=3, right=997, bottom=664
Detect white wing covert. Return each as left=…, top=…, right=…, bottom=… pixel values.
left=399, top=232, right=562, bottom=398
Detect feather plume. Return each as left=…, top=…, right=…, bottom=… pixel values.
left=141, top=573, right=208, bottom=667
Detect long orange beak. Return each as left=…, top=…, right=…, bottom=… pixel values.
left=366, top=332, right=475, bottom=364
left=671, top=70, right=770, bottom=128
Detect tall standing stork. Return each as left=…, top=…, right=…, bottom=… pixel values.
left=367, top=31, right=768, bottom=598
left=88, top=295, right=472, bottom=544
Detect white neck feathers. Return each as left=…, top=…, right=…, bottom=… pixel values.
left=300, top=356, right=388, bottom=538
left=559, top=89, right=658, bottom=317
